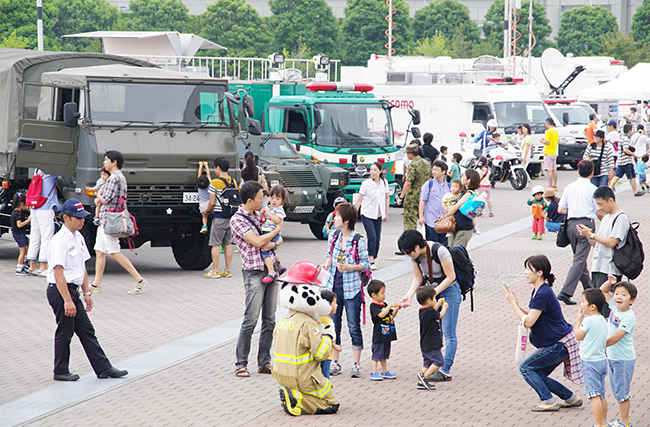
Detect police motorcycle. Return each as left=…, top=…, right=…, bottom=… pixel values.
left=460, top=120, right=528, bottom=190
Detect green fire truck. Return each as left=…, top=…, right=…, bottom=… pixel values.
left=230, top=81, right=400, bottom=205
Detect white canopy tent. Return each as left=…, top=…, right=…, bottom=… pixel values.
left=577, top=63, right=650, bottom=101
left=63, top=31, right=227, bottom=57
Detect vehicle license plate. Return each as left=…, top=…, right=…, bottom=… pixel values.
left=183, top=192, right=200, bottom=203
left=294, top=206, right=314, bottom=214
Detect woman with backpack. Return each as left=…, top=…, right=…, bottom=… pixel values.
left=441, top=169, right=481, bottom=248
left=397, top=229, right=461, bottom=382
left=354, top=161, right=389, bottom=271
left=323, top=202, right=371, bottom=378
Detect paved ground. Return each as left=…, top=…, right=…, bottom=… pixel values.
left=0, top=169, right=648, bottom=426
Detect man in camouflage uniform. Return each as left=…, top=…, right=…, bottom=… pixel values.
left=397, top=143, right=432, bottom=230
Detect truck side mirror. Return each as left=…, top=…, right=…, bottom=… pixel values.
left=409, top=109, right=421, bottom=125
left=63, top=102, right=80, bottom=128
left=411, top=126, right=421, bottom=139
left=244, top=96, right=254, bottom=118
left=248, top=119, right=262, bottom=136
left=352, top=154, right=358, bottom=165
left=562, top=112, right=569, bottom=126
left=295, top=143, right=301, bottom=151
left=313, top=107, right=322, bottom=128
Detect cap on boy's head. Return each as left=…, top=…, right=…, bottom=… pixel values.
left=607, top=120, right=617, bottom=127
left=61, top=198, right=90, bottom=218
left=416, top=285, right=436, bottom=305
left=333, top=196, right=347, bottom=207
left=594, top=130, right=605, bottom=139
left=531, top=185, right=544, bottom=197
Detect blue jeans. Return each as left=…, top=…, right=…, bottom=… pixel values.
left=331, top=287, right=363, bottom=351
left=608, top=359, right=635, bottom=402
left=590, top=175, right=609, bottom=187
left=235, top=269, right=278, bottom=367
left=438, top=281, right=461, bottom=374
left=361, top=215, right=382, bottom=259
left=425, top=224, right=448, bottom=245
left=321, top=360, right=331, bottom=379
left=519, top=342, right=573, bottom=403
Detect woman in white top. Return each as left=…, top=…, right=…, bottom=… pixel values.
left=355, top=162, right=389, bottom=270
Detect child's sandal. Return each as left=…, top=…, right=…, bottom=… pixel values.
left=262, top=273, right=278, bottom=284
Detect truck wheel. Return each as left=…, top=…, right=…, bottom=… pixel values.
left=510, top=168, right=528, bottom=190
left=171, top=230, right=212, bottom=270
left=570, top=161, right=579, bottom=170
left=309, top=216, right=328, bottom=240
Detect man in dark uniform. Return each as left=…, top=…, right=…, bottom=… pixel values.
left=46, top=198, right=128, bottom=381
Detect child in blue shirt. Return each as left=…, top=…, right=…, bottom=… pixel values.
left=575, top=288, right=609, bottom=427
left=601, top=275, right=637, bottom=427
left=635, top=155, right=648, bottom=193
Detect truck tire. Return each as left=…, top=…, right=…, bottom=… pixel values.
left=171, top=230, right=212, bottom=270
left=309, top=215, right=328, bottom=240
left=510, top=168, right=528, bottom=190
left=570, top=161, right=579, bottom=170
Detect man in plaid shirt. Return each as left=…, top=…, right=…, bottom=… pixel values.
left=230, top=181, right=283, bottom=377
left=92, top=150, right=147, bottom=295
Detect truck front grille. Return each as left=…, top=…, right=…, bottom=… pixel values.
left=127, top=184, right=196, bottom=205
left=279, top=170, right=320, bottom=187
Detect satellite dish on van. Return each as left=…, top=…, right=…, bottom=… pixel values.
left=541, top=48, right=573, bottom=89
left=473, top=56, right=504, bottom=71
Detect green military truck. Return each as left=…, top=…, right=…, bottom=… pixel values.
left=230, top=81, right=401, bottom=206
left=0, top=48, right=259, bottom=270
left=237, top=133, right=349, bottom=239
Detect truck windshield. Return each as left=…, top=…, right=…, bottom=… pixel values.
left=493, top=102, right=548, bottom=133
left=88, top=81, right=230, bottom=127
left=314, top=103, right=393, bottom=147
left=550, top=107, right=591, bottom=125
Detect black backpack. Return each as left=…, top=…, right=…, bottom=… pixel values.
left=612, top=214, right=644, bottom=280
left=430, top=242, right=477, bottom=311
left=216, top=177, right=241, bottom=218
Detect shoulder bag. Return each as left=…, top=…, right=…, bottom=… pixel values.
left=104, top=178, right=137, bottom=238
left=556, top=208, right=570, bottom=248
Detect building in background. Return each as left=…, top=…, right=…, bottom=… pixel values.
left=108, top=0, right=641, bottom=39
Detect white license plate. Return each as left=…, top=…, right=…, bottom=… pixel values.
left=294, top=206, right=314, bottom=214
left=183, top=192, right=200, bottom=203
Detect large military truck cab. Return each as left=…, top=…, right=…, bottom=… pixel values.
left=2, top=51, right=258, bottom=270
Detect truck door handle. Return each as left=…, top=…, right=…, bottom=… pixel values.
left=18, top=139, right=35, bottom=150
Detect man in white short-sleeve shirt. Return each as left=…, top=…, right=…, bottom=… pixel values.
left=46, top=198, right=128, bottom=382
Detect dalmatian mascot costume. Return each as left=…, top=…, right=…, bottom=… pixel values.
left=273, top=260, right=340, bottom=416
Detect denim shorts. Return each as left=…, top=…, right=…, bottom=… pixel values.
left=637, top=174, right=647, bottom=184
left=615, top=163, right=635, bottom=179
left=371, top=342, right=392, bottom=361
left=422, top=348, right=444, bottom=368
left=608, top=359, right=635, bottom=402
left=260, top=233, right=279, bottom=260
left=581, top=359, right=607, bottom=398
left=13, top=233, right=28, bottom=248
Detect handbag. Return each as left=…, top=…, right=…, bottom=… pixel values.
left=434, top=215, right=456, bottom=233
left=103, top=180, right=137, bottom=238
left=556, top=216, right=570, bottom=248
left=459, top=191, right=487, bottom=219
left=515, top=315, right=530, bottom=363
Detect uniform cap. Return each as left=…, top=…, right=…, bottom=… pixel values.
left=61, top=198, right=90, bottom=218
left=406, top=143, right=419, bottom=154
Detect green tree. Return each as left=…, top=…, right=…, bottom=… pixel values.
left=482, top=0, right=554, bottom=57
left=197, top=0, right=272, bottom=57
left=51, top=0, right=120, bottom=51
left=409, top=35, right=450, bottom=57
left=631, top=0, right=650, bottom=45
left=413, top=0, right=479, bottom=45
left=124, top=0, right=191, bottom=33
left=0, top=0, right=59, bottom=50
left=556, top=6, right=618, bottom=56
left=602, top=32, right=650, bottom=68
left=341, top=0, right=413, bottom=66
left=0, top=30, right=30, bottom=49
left=268, top=0, right=340, bottom=58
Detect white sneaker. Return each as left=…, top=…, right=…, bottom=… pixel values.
left=350, top=363, right=361, bottom=378
left=330, top=361, right=341, bottom=376
left=370, top=263, right=377, bottom=271
left=473, top=226, right=482, bottom=235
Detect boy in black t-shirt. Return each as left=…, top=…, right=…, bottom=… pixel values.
left=416, top=285, right=448, bottom=390
left=368, top=280, right=400, bottom=381
left=10, top=193, right=31, bottom=275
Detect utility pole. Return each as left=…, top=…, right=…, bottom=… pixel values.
left=37, top=0, right=44, bottom=51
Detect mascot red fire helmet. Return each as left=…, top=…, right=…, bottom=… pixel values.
left=279, top=260, right=329, bottom=285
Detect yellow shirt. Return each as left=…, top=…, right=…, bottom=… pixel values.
left=442, top=192, right=462, bottom=210
left=544, top=128, right=559, bottom=156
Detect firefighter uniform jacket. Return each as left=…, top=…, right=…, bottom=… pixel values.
left=272, top=310, right=338, bottom=412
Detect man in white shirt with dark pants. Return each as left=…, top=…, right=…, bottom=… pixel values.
left=556, top=160, right=599, bottom=305
left=46, top=198, right=128, bottom=381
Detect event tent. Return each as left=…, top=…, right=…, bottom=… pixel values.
left=577, top=63, right=650, bottom=101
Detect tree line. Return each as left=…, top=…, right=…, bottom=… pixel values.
left=2, top=0, right=650, bottom=67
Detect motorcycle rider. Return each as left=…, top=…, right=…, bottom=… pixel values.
left=473, top=119, right=498, bottom=152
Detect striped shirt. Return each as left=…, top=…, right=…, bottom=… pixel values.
left=616, top=135, right=635, bottom=167
left=324, top=231, right=370, bottom=300
left=582, top=142, right=615, bottom=177
left=208, top=176, right=237, bottom=218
